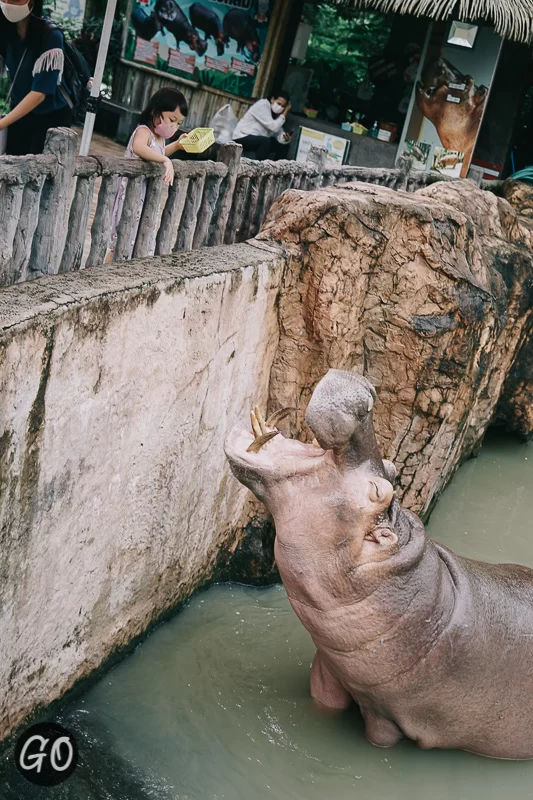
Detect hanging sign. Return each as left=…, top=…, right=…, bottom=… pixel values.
left=124, top=0, right=273, bottom=98
left=400, top=23, right=502, bottom=177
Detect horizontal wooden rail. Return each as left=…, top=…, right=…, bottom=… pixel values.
left=0, top=132, right=457, bottom=289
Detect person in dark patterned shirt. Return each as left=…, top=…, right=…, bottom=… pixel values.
left=0, top=0, right=72, bottom=154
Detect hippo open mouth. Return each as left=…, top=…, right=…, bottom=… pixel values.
left=224, top=405, right=327, bottom=483
left=225, top=371, right=399, bottom=526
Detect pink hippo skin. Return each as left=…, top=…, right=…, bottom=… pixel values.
left=224, top=370, right=533, bottom=760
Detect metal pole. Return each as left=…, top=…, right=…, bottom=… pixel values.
left=78, top=0, right=118, bottom=156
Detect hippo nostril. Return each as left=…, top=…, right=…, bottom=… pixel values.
left=369, top=481, right=382, bottom=503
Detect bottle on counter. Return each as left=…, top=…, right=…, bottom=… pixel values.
left=346, top=108, right=354, bottom=123
left=369, top=120, right=379, bottom=138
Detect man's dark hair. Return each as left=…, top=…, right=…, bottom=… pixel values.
left=139, top=87, right=189, bottom=128
left=270, top=89, right=290, bottom=102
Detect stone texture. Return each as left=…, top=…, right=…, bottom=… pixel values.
left=0, top=243, right=283, bottom=742
left=493, top=179, right=533, bottom=439
left=255, top=180, right=533, bottom=517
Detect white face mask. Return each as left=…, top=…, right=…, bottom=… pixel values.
left=271, top=102, right=284, bottom=115
left=0, top=1, right=31, bottom=22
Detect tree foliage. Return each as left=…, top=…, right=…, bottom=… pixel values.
left=300, top=3, right=392, bottom=111
left=43, top=0, right=126, bottom=88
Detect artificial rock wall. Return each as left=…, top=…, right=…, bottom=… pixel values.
left=257, top=179, right=533, bottom=517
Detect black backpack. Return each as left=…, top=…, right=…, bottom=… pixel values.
left=58, top=34, right=93, bottom=126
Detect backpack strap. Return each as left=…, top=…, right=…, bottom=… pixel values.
left=59, top=83, right=74, bottom=110
left=6, top=49, right=28, bottom=104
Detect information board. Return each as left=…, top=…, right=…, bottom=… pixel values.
left=295, top=125, right=350, bottom=166
left=124, top=0, right=273, bottom=98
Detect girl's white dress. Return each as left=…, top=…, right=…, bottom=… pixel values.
left=107, top=124, right=165, bottom=259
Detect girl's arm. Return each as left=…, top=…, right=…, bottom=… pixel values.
left=132, top=127, right=167, bottom=163
left=0, top=92, right=46, bottom=129
left=132, top=127, right=174, bottom=185
left=165, top=134, right=187, bottom=157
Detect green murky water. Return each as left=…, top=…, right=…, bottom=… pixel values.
left=2, top=430, right=533, bottom=799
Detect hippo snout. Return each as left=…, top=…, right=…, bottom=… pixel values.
left=305, top=370, right=376, bottom=452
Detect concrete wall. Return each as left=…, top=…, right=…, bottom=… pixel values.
left=0, top=242, right=284, bottom=741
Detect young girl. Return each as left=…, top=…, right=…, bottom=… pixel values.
left=106, top=87, right=189, bottom=263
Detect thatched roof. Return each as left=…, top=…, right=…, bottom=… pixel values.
left=329, top=0, right=533, bottom=43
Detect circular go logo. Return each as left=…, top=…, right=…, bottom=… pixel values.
left=14, top=723, right=79, bottom=786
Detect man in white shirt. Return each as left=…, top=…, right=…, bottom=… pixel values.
left=232, top=90, right=292, bottom=160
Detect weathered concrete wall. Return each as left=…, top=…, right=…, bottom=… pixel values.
left=0, top=242, right=284, bottom=741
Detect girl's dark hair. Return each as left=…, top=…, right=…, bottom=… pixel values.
left=139, top=88, right=189, bottom=128
left=0, top=0, right=55, bottom=53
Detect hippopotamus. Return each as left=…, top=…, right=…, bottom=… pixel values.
left=223, top=9, right=261, bottom=63
left=154, top=0, right=207, bottom=56
left=224, top=370, right=533, bottom=760
left=190, top=3, right=225, bottom=57
left=416, top=56, right=487, bottom=164
left=131, top=7, right=159, bottom=42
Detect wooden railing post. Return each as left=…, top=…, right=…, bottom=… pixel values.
left=396, top=154, right=413, bottom=191
left=60, top=169, right=98, bottom=273
left=210, top=142, right=242, bottom=246
left=28, top=128, right=77, bottom=279
left=306, top=145, right=327, bottom=189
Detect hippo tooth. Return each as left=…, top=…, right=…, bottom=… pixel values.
left=266, top=407, right=296, bottom=428
left=246, top=430, right=280, bottom=454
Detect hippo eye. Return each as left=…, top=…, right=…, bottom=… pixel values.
left=426, top=86, right=437, bottom=98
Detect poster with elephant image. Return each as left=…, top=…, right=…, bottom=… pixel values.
left=124, top=0, right=274, bottom=97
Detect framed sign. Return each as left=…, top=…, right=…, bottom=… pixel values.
left=401, top=139, right=432, bottom=171
left=295, top=126, right=350, bottom=166
left=124, top=0, right=273, bottom=98
left=398, top=22, right=502, bottom=178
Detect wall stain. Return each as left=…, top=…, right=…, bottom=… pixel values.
left=20, top=325, right=55, bottom=531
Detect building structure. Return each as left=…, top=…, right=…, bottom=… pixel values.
left=107, top=0, right=533, bottom=177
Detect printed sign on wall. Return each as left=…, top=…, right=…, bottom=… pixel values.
left=295, top=126, right=350, bottom=166
left=403, top=23, right=502, bottom=177
left=125, top=0, right=274, bottom=98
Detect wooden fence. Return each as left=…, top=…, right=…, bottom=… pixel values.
left=0, top=127, right=458, bottom=289
left=108, top=60, right=256, bottom=143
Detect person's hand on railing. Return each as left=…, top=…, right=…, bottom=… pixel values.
left=163, top=156, right=174, bottom=186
